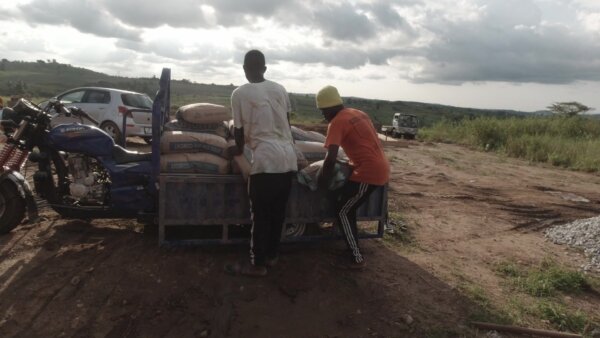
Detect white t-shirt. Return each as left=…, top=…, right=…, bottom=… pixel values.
left=231, top=80, right=297, bottom=175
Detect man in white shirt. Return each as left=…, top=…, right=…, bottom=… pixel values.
left=226, top=50, right=297, bottom=277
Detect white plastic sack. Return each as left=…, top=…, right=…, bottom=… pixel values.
left=297, top=160, right=351, bottom=191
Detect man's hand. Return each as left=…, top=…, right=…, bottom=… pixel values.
left=226, top=145, right=243, bottom=159
left=318, top=144, right=339, bottom=190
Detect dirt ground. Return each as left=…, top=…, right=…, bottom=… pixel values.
left=1, top=139, right=599, bottom=337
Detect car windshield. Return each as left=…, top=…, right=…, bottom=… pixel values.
left=399, top=115, right=418, bottom=128
left=121, top=93, right=153, bottom=109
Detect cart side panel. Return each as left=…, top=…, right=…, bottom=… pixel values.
left=160, top=174, right=387, bottom=226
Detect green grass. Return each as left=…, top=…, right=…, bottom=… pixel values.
left=493, top=259, right=599, bottom=333
left=537, top=301, right=589, bottom=333
left=382, top=211, right=414, bottom=245
left=496, top=259, right=589, bottom=297
left=519, top=267, right=588, bottom=297
left=420, top=115, right=600, bottom=172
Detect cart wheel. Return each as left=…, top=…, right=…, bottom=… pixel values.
left=283, top=223, right=306, bottom=239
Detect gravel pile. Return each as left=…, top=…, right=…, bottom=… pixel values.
left=545, top=216, right=600, bottom=272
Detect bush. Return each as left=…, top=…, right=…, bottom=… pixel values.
left=420, top=115, right=600, bottom=172
left=537, top=302, right=588, bottom=332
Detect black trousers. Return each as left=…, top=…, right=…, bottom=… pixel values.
left=334, top=181, right=379, bottom=263
left=248, top=172, right=294, bottom=266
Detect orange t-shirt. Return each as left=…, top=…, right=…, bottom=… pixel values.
left=324, top=108, right=390, bottom=186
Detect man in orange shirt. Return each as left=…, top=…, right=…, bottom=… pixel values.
left=317, top=85, right=390, bottom=269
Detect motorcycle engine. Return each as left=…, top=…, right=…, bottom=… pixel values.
left=67, top=155, right=108, bottom=204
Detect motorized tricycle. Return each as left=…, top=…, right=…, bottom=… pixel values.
left=0, top=69, right=388, bottom=245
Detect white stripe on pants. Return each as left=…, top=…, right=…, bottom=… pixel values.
left=339, top=182, right=368, bottom=263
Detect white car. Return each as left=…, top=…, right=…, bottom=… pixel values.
left=40, top=87, right=154, bottom=143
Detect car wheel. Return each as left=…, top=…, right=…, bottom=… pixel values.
left=100, top=121, right=123, bottom=143
left=142, top=137, right=152, bottom=144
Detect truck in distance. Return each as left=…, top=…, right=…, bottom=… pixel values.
left=381, top=113, right=419, bottom=139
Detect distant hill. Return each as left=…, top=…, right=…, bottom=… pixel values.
left=0, top=59, right=531, bottom=126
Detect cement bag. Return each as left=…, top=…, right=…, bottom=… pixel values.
left=297, top=160, right=351, bottom=191
left=164, top=119, right=229, bottom=138
left=295, top=141, right=348, bottom=163
left=161, top=153, right=229, bottom=174
left=176, top=103, right=230, bottom=124
left=291, top=126, right=327, bottom=143
left=228, top=139, right=253, bottom=180
left=291, top=126, right=315, bottom=142
left=160, top=131, right=227, bottom=156
left=308, top=131, right=326, bottom=143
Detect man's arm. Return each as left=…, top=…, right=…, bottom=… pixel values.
left=229, top=89, right=244, bottom=157
left=318, top=144, right=339, bottom=189
left=287, top=112, right=296, bottom=144
left=227, top=127, right=245, bottom=158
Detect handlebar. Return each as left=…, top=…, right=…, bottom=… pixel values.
left=73, top=107, right=99, bottom=126
left=49, top=101, right=99, bottom=126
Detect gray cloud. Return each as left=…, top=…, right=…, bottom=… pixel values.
left=266, top=44, right=404, bottom=69
left=207, top=0, right=296, bottom=26
left=17, top=0, right=141, bottom=41
left=102, top=0, right=207, bottom=28
left=8, top=0, right=600, bottom=86
left=410, top=0, right=600, bottom=84
left=312, top=4, right=377, bottom=42
left=117, top=38, right=233, bottom=72
left=367, top=2, right=416, bottom=35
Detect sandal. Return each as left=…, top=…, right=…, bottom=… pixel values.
left=224, top=261, right=268, bottom=277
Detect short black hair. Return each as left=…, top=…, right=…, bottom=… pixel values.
left=244, top=50, right=265, bottom=71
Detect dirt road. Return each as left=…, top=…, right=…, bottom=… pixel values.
left=0, top=140, right=598, bottom=337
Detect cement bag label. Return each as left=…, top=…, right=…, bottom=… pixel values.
left=161, top=131, right=227, bottom=156
left=161, top=153, right=229, bottom=174
left=167, top=161, right=219, bottom=173
left=164, top=119, right=230, bottom=138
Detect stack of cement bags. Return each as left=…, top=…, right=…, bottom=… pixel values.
left=161, top=109, right=346, bottom=179
left=160, top=103, right=231, bottom=174
left=291, top=126, right=347, bottom=163
left=228, top=136, right=310, bottom=180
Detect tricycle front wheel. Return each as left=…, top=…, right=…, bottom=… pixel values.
left=0, top=181, right=26, bottom=234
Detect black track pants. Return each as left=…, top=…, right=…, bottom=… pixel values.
left=335, top=181, right=378, bottom=263
left=248, top=172, right=294, bottom=266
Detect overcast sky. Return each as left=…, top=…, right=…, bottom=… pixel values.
left=1, top=0, right=599, bottom=112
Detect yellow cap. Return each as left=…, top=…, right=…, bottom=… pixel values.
left=316, top=85, right=343, bottom=109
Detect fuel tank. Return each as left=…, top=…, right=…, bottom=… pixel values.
left=47, top=123, right=114, bottom=157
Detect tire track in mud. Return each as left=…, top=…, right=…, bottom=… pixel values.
left=71, top=243, right=151, bottom=338
left=391, top=179, right=600, bottom=234
left=2, top=224, right=137, bottom=337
